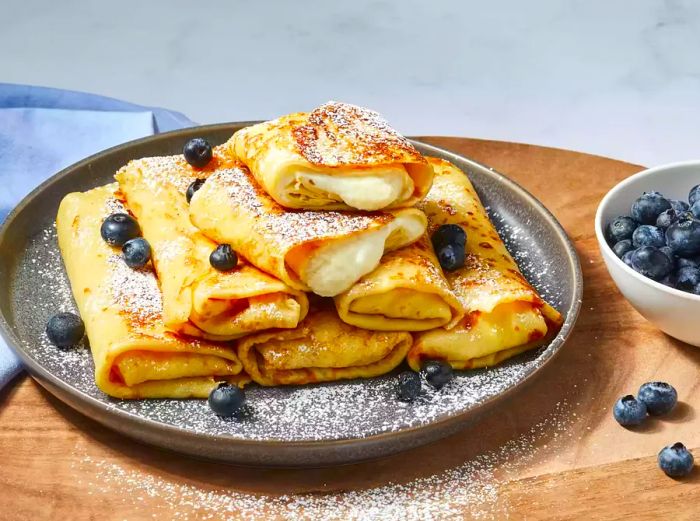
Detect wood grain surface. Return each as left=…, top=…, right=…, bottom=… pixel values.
left=2, top=137, right=699, bottom=520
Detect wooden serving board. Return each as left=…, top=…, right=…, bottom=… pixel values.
left=2, top=137, right=699, bottom=520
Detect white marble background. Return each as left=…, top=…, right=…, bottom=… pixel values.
left=2, top=0, right=699, bottom=166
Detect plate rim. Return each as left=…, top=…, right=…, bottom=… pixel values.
left=0, top=124, right=583, bottom=460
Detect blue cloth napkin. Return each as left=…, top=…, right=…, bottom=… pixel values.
left=0, top=83, right=194, bottom=388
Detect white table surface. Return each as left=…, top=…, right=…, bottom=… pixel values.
left=2, top=0, right=699, bottom=166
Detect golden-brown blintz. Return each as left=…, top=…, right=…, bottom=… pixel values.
left=189, top=160, right=427, bottom=297
left=115, top=152, right=308, bottom=340
left=228, top=101, right=434, bottom=211
left=334, top=236, right=464, bottom=331
left=407, top=158, right=563, bottom=371
left=56, top=184, right=247, bottom=399
left=237, top=307, right=413, bottom=386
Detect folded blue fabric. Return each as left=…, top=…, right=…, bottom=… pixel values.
left=0, top=83, right=194, bottom=389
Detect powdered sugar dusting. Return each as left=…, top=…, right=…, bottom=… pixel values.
left=107, top=254, right=162, bottom=325
left=71, top=400, right=575, bottom=520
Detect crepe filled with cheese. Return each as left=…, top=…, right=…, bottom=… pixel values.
left=237, top=306, right=413, bottom=386
left=335, top=236, right=464, bottom=331
left=407, top=158, right=563, bottom=371
left=189, top=161, right=427, bottom=297
left=115, top=152, right=308, bottom=340
left=228, top=101, right=434, bottom=211
left=56, top=184, right=247, bottom=399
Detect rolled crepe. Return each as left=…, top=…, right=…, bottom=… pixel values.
left=189, top=161, right=427, bottom=297
left=115, top=152, right=308, bottom=340
left=334, top=236, right=464, bottom=331
left=237, top=307, right=413, bottom=386
left=228, top=101, right=434, bottom=211
left=407, top=158, right=563, bottom=371
left=56, top=184, right=247, bottom=399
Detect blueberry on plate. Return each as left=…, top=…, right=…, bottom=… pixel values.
left=666, top=219, right=700, bottom=257
left=612, top=240, right=634, bottom=259
left=606, top=216, right=637, bottom=244
left=421, top=360, right=454, bottom=390
left=689, top=184, right=700, bottom=206
left=183, top=138, right=213, bottom=168
left=622, top=249, right=635, bottom=268
left=658, top=443, right=694, bottom=478
left=675, top=266, right=700, bottom=292
left=436, top=243, right=465, bottom=272
left=613, top=395, right=647, bottom=426
left=656, top=209, right=677, bottom=230
left=631, top=192, right=672, bottom=225
left=670, top=199, right=690, bottom=214
left=46, top=312, right=85, bottom=348
left=122, top=237, right=151, bottom=269
left=208, top=383, right=245, bottom=417
left=638, top=381, right=678, bottom=415
left=632, top=225, right=665, bottom=248
left=630, top=246, right=673, bottom=280
left=396, top=371, right=421, bottom=402
left=186, top=178, right=206, bottom=203
left=100, top=213, right=141, bottom=247
left=210, top=244, right=238, bottom=271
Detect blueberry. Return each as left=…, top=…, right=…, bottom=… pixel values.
left=606, top=216, right=637, bottom=244
left=432, top=224, right=467, bottom=249
left=638, top=381, right=678, bottom=415
left=208, top=383, right=245, bottom=417
left=46, top=312, right=85, bottom=348
left=396, top=371, right=422, bottom=402
left=689, top=184, right=700, bottom=206
left=670, top=199, right=690, bottom=214
left=693, top=283, right=700, bottom=295
left=209, top=244, right=238, bottom=271
left=631, top=192, right=672, bottom=225
left=630, top=246, right=673, bottom=280
left=436, top=243, right=465, bottom=272
left=675, top=266, right=700, bottom=292
left=677, top=256, right=700, bottom=269
left=100, top=213, right=141, bottom=247
left=690, top=200, right=700, bottom=220
left=632, top=225, right=665, bottom=248
left=658, top=443, right=694, bottom=478
left=656, top=209, right=677, bottom=230
left=677, top=210, right=696, bottom=223
left=122, top=238, right=151, bottom=269
left=183, top=138, right=213, bottom=168
left=659, top=246, right=675, bottom=264
left=622, top=249, right=635, bottom=268
left=612, top=240, right=634, bottom=259
left=659, top=274, right=677, bottom=288
left=666, top=220, right=700, bottom=257
left=186, top=178, right=206, bottom=203
left=613, top=395, right=647, bottom=426
left=421, top=360, right=453, bottom=390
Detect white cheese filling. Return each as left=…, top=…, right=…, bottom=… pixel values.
left=302, top=214, right=425, bottom=297
left=294, top=165, right=411, bottom=210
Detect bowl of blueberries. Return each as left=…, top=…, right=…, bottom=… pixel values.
left=595, top=160, right=700, bottom=346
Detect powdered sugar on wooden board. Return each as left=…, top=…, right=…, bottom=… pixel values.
left=71, top=400, right=575, bottom=520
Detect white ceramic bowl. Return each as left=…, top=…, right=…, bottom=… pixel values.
left=595, top=160, right=700, bottom=346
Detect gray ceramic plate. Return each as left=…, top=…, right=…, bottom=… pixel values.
left=0, top=124, right=582, bottom=467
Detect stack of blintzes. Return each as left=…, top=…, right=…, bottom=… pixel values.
left=56, top=101, right=562, bottom=399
